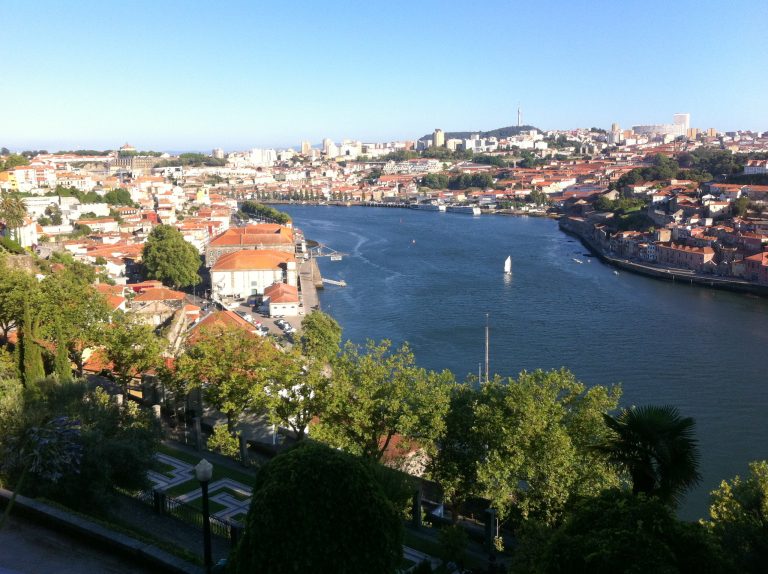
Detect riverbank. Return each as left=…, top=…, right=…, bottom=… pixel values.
left=261, top=199, right=556, bottom=218
left=559, top=217, right=768, bottom=297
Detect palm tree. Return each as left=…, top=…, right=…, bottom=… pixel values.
left=0, top=194, right=28, bottom=241
left=597, top=405, right=701, bottom=506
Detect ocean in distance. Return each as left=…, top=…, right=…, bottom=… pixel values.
left=280, top=204, right=768, bottom=519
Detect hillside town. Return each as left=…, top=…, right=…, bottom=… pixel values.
left=2, top=113, right=767, bottom=296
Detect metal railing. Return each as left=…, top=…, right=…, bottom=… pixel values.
left=132, top=488, right=244, bottom=545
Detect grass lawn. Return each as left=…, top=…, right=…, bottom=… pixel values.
left=153, top=461, right=177, bottom=478
left=158, top=444, right=257, bottom=486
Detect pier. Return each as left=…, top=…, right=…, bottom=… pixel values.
left=322, top=278, right=347, bottom=287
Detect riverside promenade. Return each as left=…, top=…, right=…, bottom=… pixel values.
left=298, top=256, right=322, bottom=312
left=559, top=218, right=768, bottom=297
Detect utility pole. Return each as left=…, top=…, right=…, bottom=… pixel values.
left=485, top=313, right=490, bottom=383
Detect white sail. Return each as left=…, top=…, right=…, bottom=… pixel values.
left=504, top=255, right=512, bottom=274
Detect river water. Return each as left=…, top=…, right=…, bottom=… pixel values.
left=281, top=205, right=768, bottom=519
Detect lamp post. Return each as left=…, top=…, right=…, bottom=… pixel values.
left=195, top=459, right=214, bottom=574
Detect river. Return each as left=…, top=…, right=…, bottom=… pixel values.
left=280, top=204, right=768, bottom=519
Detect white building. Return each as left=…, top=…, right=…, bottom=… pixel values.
left=251, top=148, right=277, bottom=167
left=210, top=249, right=297, bottom=302
left=263, top=282, right=301, bottom=317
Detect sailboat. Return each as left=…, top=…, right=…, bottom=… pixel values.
left=504, top=255, right=512, bottom=275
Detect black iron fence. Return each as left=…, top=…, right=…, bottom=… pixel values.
left=133, top=488, right=244, bottom=547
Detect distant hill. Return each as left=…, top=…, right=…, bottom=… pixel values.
left=419, top=125, right=540, bottom=141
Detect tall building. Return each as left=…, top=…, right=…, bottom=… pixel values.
left=609, top=123, right=622, bottom=144
left=249, top=148, right=277, bottom=167
left=433, top=129, right=445, bottom=148
left=517, top=107, right=522, bottom=127
left=300, top=141, right=312, bottom=155
left=212, top=148, right=224, bottom=159
left=673, top=113, right=690, bottom=136
left=707, top=128, right=718, bottom=138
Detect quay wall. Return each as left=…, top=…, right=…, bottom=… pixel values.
left=559, top=217, right=768, bottom=297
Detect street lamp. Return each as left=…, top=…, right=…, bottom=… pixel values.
left=195, top=459, right=214, bottom=574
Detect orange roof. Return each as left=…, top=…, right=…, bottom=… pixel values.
left=187, top=310, right=257, bottom=342
left=212, top=249, right=294, bottom=271
left=134, top=287, right=186, bottom=302
left=106, top=295, right=126, bottom=310
left=209, top=224, right=294, bottom=248
left=263, top=282, right=299, bottom=303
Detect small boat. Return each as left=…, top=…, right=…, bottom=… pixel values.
left=330, top=254, right=342, bottom=261
left=504, top=255, right=512, bottom=275
left=572, top=258, right=583, bottom=264
left=613, top=270, right=619, bottom=275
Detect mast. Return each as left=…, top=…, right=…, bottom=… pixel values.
left=485, top=313, right=490, bottom=383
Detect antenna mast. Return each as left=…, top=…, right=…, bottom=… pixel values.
left=485, top=313, right=490, bottom=383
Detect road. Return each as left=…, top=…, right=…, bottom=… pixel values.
left=0, top=515, right=154, bottom=574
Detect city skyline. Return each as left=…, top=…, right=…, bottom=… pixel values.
left=2, top=0, right=767, bottom=151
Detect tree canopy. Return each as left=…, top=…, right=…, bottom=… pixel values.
left=314, top=340, right=453, bottom=461
left=597, top=405, right=701, bottom=507
left=298, top=310, right=342, bottom=363
left=230, top=442, right=404, bottom=574
left=101, top=313, right=164, bottom=390
left=239, top=201, right=291, bottom=225
left=706, top=460, right=768, bottom=573
left=178, top=324, right=279, bottom=430
left=142, top=224, right=201, bottom=288
left=439, top=369, right=622, bottom=525
left=0, top=379, right=160, bottom=512
left=516, top=489, right=732, bottom=574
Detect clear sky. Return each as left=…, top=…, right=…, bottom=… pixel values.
left=2, top=0, right=767, bottom=151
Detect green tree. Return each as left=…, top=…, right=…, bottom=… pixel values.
left=0, top=194, right=28, bottom=241
left=529, top=189, right=548, bottom=205
left=102, top=188, right=134, bottom=206
left=298, top=310, right=342, bottom=363
left=263, top=350, right=326, bottom=441
left=39, top=265, right=109, bottom=376
left=597, top=405, right=701, bottom=506
left=230, top=442, right=403, bottom=574
left=101, top=313, right=163, bottom=390
left=517, top=489, right=732, bottom=574
left=0, top=154, right=29, bottom=170
left=314, top=340, right=453, bottom=461
left=706, top=460, right=768, bottom=573
left=428, top=384, right=487, bottom=522
left=178, top=324, right=278, bottom=430
left=207, top=424, right=240, bottom=457
left=421, top=173, right=450, bottom=189
left=473, top=370, right=622, bottom=524
left=21, top=301, right=45, bottom=385
left=2, top=380, right=160, bottom=512
left=733, top=196, right=751, bottom=216
left=0, top=257, right=37, bottom=342
left=142, top=224, right=201, bottom=288
left=53, top=319, right=72, bottom=384
left=45, top=203, right=62, bottom=225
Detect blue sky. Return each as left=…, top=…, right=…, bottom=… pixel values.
left=2, top=0, right=767, bottom=151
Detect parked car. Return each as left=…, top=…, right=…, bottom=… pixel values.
left=236, top=311, right=254, bottom=324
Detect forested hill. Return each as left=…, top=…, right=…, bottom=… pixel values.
left=419, top=125, right=540, bottom=141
